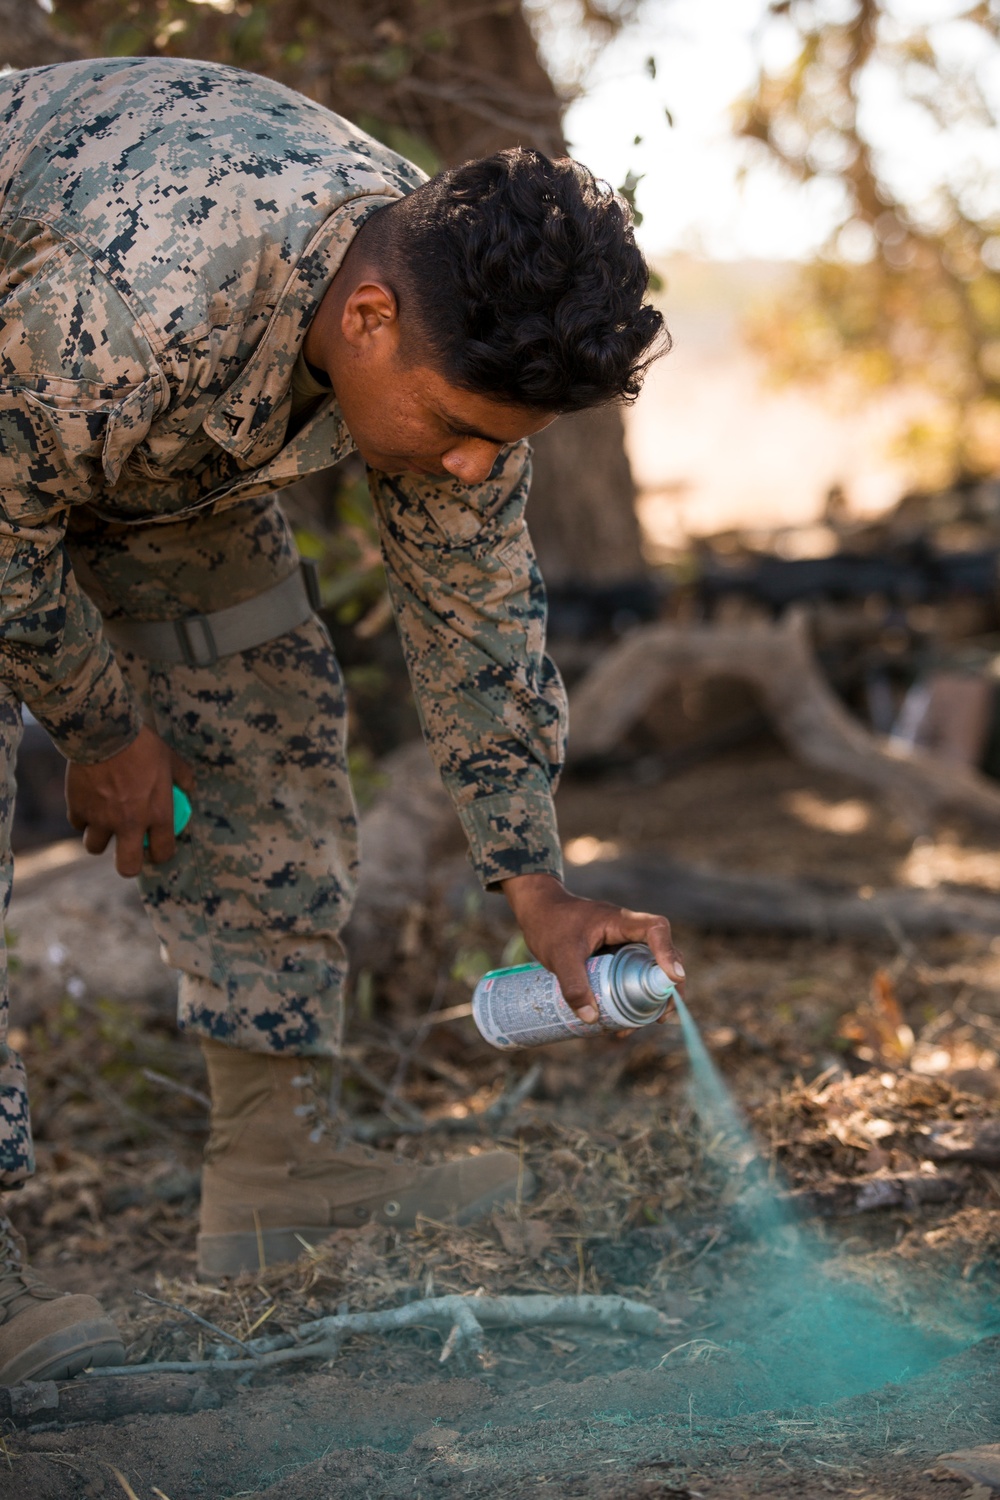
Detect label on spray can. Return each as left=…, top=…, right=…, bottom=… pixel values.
left=472, top=944, right=676, bottom=1051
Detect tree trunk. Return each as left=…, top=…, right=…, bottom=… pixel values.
left=527, top=406, right=646, bottom=587
left=0, top=0, right=77, bottom=66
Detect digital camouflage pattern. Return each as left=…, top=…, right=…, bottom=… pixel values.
left=0, top=695, right=33, bottom=1187
left=70, top=498, right=358, bottom=1059
left=0, top=57, right=567, bottom=1185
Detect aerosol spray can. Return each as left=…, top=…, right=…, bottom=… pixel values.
left=472, top=943, right=677, bottom=1051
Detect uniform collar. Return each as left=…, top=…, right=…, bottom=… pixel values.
left=202, top=191, right=395, bottom=468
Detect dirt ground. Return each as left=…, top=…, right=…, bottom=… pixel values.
left=4, top=741, right=1000, bottom=1500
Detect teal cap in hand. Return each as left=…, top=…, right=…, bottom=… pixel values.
left=144, top=786, right=192, bottom=849
left=171, top=785, right=192, bottom=835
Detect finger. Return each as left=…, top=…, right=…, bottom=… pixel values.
left=144, top=778, right=179, bottom=866
left=115, top=828, right=147, bottom=879
left=555, top=955, right=600, bottom=1023
left=64, top=772, right=88, bottom=831
left=614, top=910, right=685, bottom=986
left=169, top=750, right=197, bottom=795
left=145, top=822, right=177, bottom=866
left=82, top=824, right=111, bottom=856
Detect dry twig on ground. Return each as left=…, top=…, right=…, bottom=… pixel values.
left=89, top=1293, right=679, bottom=1377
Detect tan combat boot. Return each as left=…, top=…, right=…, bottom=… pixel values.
left=0, top=1210, right=124, bottom=1384
left=197, top=1039, right=534, bottom=1278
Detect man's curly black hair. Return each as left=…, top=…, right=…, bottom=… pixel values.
left=359, top=147, right=668, bottom=413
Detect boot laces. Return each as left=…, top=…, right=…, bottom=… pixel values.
left=290, top=1064, right=379, bottom=1165
left=0, top=1215, right=59, bottom=1315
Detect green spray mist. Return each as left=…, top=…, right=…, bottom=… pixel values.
left=671, top=993, right=973, bottom=1408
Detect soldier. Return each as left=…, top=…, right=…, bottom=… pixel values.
left=0, top=56, right=682, bottom=1382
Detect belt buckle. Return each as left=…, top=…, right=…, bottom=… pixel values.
left=174, top=614, right=218, bottom=668
left=300, top=558, right=322, bottom=612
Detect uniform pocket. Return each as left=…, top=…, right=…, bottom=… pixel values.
left=0, top=378, right=155, bottom=517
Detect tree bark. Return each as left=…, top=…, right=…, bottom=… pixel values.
left=0, top=0, right=78, bottom=67
left=527, top=406, right=646, bottom=587
left=344, top=738, right=1000, bottom=952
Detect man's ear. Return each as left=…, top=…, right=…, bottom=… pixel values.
left=340, top=279, right=399, bottom=350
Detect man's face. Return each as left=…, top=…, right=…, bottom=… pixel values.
left=336, top=350, right=557, bottom=486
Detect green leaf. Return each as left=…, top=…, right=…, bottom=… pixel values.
left=500, top=932, right=531, bottom=967
left=451, top=948, right=493, bottom=988
left=618, top=170, right=644, bottom=228
left=106, top=21, right=150, bottom=56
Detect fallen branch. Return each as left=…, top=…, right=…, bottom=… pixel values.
left=785, top=1169, right=966, bottom=1217
left=918, top=1120, right=1000, bottom=1165
left=86, top=1293, right=679, bottom=1378
left=567, top=852, right=1000, bottom=939
left=140, top=1069, right=210, bottom=1112
left=0, top=1372, right=223, bottom=1428
left=567, top=610, right=1000, bottom=833
left=133, top=1289, right=255, bottom=1354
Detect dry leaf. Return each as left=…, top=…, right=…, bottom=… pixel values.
left=411, top=1427, right=460, bottom=1451
left=837, top=970, right=913, bottom=1062
left=940, top=1445, right=1000, bottom=1488
left=543, top=1336, right=577, bottom=1355
left=495, top=1217, right=553, bottom=1260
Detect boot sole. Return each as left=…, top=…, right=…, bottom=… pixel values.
left=0, top=1319, right=125, bottom=1386
left=197, top=1168, right=536, bottom=1278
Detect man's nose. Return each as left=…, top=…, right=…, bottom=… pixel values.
left=441, top=441, right=504, bottom=486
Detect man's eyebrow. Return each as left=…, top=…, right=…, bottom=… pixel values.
left=440, top=414, right=509, bottom=446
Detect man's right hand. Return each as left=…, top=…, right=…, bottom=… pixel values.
left=65, top=724, right=196, bottom=877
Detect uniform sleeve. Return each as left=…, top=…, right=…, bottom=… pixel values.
left=0, top=507, right=141, bottom=761
left=0, top=239, right=159, bottom=761
left=368, top=441, right=568, bottom=887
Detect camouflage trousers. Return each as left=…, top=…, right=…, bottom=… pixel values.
left=0, top=496, right=358, bottom=1187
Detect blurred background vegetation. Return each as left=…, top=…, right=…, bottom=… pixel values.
left=740, top=1, right=1000, bottom=486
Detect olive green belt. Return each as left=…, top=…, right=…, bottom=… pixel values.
left=102, top=561, right=322, bottom=668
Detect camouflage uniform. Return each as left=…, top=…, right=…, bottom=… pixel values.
left=0, top=58, right=567, bottom=1188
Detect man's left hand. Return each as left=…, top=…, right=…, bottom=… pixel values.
left=500, top=872, right=684, bottom=1023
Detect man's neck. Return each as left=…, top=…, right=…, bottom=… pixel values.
left=303, top=232, right=372, bottom=380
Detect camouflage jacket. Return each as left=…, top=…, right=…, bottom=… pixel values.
left=0, top=57, right=566, bottom=885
